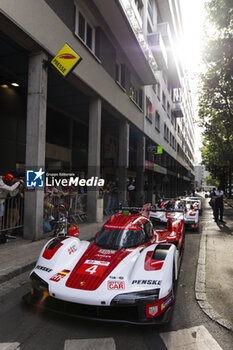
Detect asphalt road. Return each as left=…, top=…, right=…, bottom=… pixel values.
left=0, top=206, right=232, bottom=350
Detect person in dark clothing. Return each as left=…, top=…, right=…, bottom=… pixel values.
left=213, top=186, right=224, bottom=222
left=128, top=180, right=136, bottom=207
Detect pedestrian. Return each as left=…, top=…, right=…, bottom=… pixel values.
left=0, top=173, right=23, bottom=232
left=209, top=187, right=216, bottom=213
left=213, top=186, right=224, bottom=223
left=128, top=179, right=136, bottom=207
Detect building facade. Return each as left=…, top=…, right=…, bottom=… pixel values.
left=0, top=0, right=195, bottom=239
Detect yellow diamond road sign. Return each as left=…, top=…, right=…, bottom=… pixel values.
left=51, top=43, right=82, bottom=77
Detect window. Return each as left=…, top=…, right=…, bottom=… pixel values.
left=167, top=102, right=170, bottom=118
left=171, top=111, right=174, bottom=125
left=155, top=111, right=160, bottom=131
left=139, top=89, right=143, bottom=109
left=164, top=123, right=167, bottom=140
left=121, top=64, right=126, bottom=88
left=164, top=123, right=169, bottom=142
left=146, top=97, right=153, bottom=123
left=75, top=7, right=95, bottom=52
left=131, top=87, right=143, bottom=109
left=162, top=92, right=166, bottom=110
left=157, top=83, right=161, bottom=100
left=78, top=12, right=85, bottom=41
left=148, top=0, right=154, bottom=24
left=143, top=221, right=153, bottom=239
left=116, top=63, right=120, bottom=83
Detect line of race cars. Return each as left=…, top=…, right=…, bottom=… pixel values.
left=24, top=197, right=201, bottom=325
left=151, top=196, right=202, bottom=231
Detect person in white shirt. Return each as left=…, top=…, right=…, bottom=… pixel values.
left=0, top=173, right=23, bottom=231
left=213, top=186, right=224, bottom=223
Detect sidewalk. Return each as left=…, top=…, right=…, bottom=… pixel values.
left=0, top=220, right=105, bottom=283
left=195, top=197, right=233, bottom=331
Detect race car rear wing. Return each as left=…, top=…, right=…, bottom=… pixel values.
left=121, top=203, right=151, bottom=218
left=121, top=207, right=184, bottom=213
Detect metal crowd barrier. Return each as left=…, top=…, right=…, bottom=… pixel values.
left=47, top=193, right=88, bottom=224
left=0, top=196, right=24, bottom=234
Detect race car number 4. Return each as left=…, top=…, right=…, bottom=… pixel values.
left=85, top=265, right=98, bottom=274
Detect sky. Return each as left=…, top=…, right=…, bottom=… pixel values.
left=179, top=0, right=206, bottom=164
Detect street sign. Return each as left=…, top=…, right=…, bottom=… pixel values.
left=156, top=146, right=163, bottom=154
left=148, top=145, right=163, bottom=154
left=51, top=43, right=82, bottom=77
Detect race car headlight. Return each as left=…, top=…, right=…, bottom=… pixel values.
left=30, top=272, right=49, bottom=292
left=110, top=288, right=160, bottom=305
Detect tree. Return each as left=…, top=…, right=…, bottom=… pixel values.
left=198, top=0, right=233, bottom=197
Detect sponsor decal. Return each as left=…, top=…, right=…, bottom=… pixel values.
left=68, top=244, right=77, bottom=255
left=148, top=305, right=158, bottom=317
left=132, top=280, right=161, bottom=285
left=109, top=276, right=124, bottom=280
left=84, top=260, right=110, bottom=266
left=107, top=281, right=125, bottom=290
left=26, top=168, right=44, bottom=188
left=99, top=249, right=116, bottom=254
left=36, top=265, right=52, bottom=273
left=50, top=269, right=70, bottom=282
left=161, top=296, right=173, bottom=310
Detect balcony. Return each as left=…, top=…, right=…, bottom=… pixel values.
left=156, top=22, right=182, bottom=87
left=172, top=102, right=184, bottom=118
left=156, top=22, right=172, bottom=46
left=147, top=32, right=168, bottom=70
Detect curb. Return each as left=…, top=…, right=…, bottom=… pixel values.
left=0, top=260, right=37, bottom=284
left=195, top=230, right=233, bottom=331
left=0, top=235, right=96, bottom=285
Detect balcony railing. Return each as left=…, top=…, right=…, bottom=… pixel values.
left=118, top=0, right=158, bottom=78
left=156, top=22, right=172, bottom=46
left=147, top=32, right=168, bottom=70
left=172, top=102, right=184, bottom=118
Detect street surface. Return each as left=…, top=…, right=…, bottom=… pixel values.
left=0, top=202, right=232, bottom=350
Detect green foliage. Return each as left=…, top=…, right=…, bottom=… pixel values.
left=205, top=174, right=218, bottom=187
left=198, top=0, right=233, bottom=193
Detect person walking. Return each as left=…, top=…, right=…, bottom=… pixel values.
left=213, top=186, right=224, bottom=223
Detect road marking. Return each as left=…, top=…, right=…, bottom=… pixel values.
left=64, top=338, right=116, bottom=350
left=160, top=325, right=222, bottom=349
left=0, top=344, right=20, bottom=350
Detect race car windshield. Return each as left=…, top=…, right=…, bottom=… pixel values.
left=95, top=227, right=146, bottom=249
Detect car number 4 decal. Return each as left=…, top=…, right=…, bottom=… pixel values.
left=85, top=265, right=98, bottom=274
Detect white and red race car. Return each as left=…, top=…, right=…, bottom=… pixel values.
left=151, top=199, right=199, bottom=231
left=181, top=199, right=199, bottom=230
left=150, top=200, right=183, bottom=224
left=24, top=204, right=184, bottom=324
left=181, top=197, right=202, bottom=214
